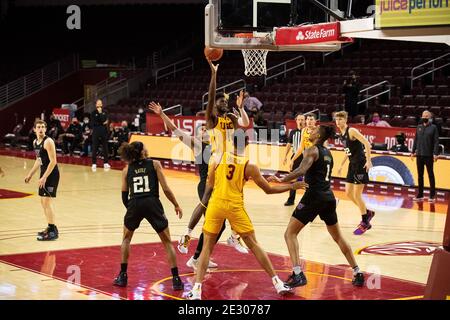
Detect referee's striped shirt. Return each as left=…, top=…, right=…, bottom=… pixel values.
left=288, top=128, right=302, bottom=155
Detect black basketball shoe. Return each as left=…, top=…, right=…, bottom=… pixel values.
left=352, top=272, right=365, bottom=287
left=37, top=227, right=49, bottom=236
left=37, top=227, right=58, bottom=241
left=172, top=276, right=184, bottom=291
left=286, top=271, right=307, bottom=288
left=113, top=272, right=128, bottom=287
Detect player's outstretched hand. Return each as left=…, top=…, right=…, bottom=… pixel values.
left=236, top=90, right=244, bottom=109
left=24, top=175, right=31, bottom=183
left=292, top=181, right=309, bottom=190
left=148, top=101, right=163, bottom=115
left=175, top=206, right=183, bottom=219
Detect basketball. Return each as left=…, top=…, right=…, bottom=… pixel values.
left=204, top=47, right=223, bottom=61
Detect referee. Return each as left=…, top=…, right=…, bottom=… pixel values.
left=91, top=99, right=110, bottom=171
left=282, top=114, right=305, bottom=206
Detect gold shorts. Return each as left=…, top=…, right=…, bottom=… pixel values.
left=203, top=199, right=254, bottom=236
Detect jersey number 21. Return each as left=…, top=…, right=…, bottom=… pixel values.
left=133, top=176, right=151, bottom=193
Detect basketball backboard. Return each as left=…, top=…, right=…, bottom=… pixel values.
left=206, top=0, right=450, bottom=51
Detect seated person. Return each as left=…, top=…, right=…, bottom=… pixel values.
left=62, top=117, right=83, bottom=155
left=390, top=132, right=409, bottom=152
left=367, top=112, right=391, bottom=127
left=81, top=116, right=92, bottom=157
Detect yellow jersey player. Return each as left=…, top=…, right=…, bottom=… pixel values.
left=177, top=59, right=251, bottom=261
left=186, top=129, right=308, bottom=300
left=290, top=113, right=317, bottom=171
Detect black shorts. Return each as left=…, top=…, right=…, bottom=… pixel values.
left=346, top=161, right=369, bottom=184
left=38, top=170, right=60, bottom=197
left=292, top=199, right=338, bottom=226
left=124, top=197, right=168, bottom=233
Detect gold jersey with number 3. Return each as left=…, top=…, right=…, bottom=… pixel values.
left=210, top=152, right=248, bottom=204
left=209, top=115, right=235, bottom=155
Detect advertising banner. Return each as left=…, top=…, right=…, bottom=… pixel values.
left=275, top=21, right=353, bottom=45
left=375, top=0, right=450, bottom=28
left=285, top=120, right=417, bottom=151
left=130, top=134, right=450, bottom=190
left=52, top=108, right=71, bottom=130
left=146, top=114, right=253, bottom=137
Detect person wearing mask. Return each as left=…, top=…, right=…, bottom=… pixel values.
left=81, top=116, right=92, bottom=157
left=90, top=99, right=110, bottom=171
left=411, top=111, right=440, bottom=203
left=367, top=112, right=391, bottom=127
left=390, top=133, right=409, bottom=152
left=62, top=117, right=82, bottom=155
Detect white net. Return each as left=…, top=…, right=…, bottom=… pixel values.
left=241, top=49, right=269, bottom=76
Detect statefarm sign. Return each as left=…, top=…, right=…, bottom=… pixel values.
left=275, top=21, right=353, bottom=45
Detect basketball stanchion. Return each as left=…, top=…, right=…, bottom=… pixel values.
left=424, top=197, right=450, bottom=299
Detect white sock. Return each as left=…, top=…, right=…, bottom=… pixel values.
left=293, top=266, right=302, bottom=275
left=353, top=266, right=360, bottom=275
left=193, top=282, right=202, bottom=291
left=272, top=275, right=281, bottom=285
left=186, top=228, right=193, bottom=237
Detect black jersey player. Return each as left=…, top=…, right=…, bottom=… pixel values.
left=269, top=125, right=365, bottom=288
left=113, top=141, right=184, bottom=290
left=335, top=111, right=375, bottom=235
left=25, top=120, right=60, bottom=241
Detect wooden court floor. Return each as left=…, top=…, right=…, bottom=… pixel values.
left=0, top=155, right=446, bottom=300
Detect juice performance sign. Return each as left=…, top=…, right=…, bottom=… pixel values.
left=375, top=0, right=450, bottom=28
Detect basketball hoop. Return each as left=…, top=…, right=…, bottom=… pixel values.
left=235, top=33, right=269, bottom=77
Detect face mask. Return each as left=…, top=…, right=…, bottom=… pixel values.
left=372, top=116, right=380, bottom=123
left=422, top=118, right=429, bottom=124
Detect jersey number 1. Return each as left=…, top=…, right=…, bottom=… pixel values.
left=325, top=164, right=331, bottom=182
left=133, top=176, right=151, bottom=193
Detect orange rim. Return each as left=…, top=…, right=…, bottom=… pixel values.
left=234, top=32, right=254, bottom=38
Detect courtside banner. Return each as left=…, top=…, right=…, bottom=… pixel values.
left=285, top=120, right=416, bottom=151
left=52, top=108, right=70, bottom=130
left=375, top=0, right=450, bottom=28
left=130, top=134, right=450, bottom=190
left=146, top=114, right=253, bottom=136
left=274, top=22, right=352, bottom=45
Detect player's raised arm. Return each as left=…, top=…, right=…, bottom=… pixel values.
left=206, top=60, right=218, bottom=129
left=149, top=101, right=201, bottom=150
left=236, top=90, right=250, bottom=128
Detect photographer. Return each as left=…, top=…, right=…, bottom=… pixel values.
left=342, top=71, right=361, bottom=117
